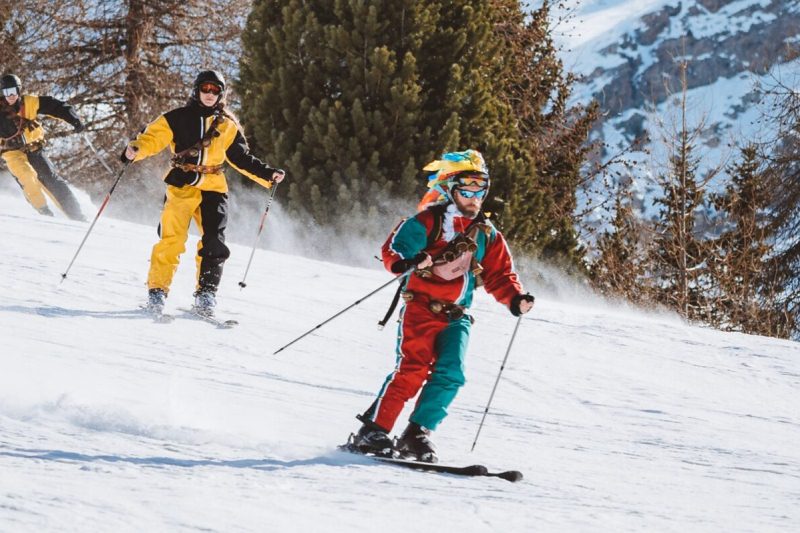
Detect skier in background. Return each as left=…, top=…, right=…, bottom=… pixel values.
left=0, top=73, right=86, bottom=220
left=348, top=149, right=534, bottom=463
left=123, top=69, right=285, bottom=317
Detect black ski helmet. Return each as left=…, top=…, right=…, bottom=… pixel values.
left=192, top=70, right=226, bottom=102
left=1, top=74, right=22, bottom=95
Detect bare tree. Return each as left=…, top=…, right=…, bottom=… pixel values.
left=2, top=0, right=249, bottom=214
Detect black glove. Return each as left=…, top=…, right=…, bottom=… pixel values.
left=391, top=252, right=429, bottom=274
left=73, top=122, right=85, bottom=133
left=510, top=293, right=535, bottom=316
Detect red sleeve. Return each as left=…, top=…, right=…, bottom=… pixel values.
left=481, top=230, right=524, bottom=308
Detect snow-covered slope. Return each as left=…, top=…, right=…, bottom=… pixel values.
left=0, top=189, right=798, bottom=532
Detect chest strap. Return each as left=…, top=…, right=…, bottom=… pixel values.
left=170, top=109, right=228, bottom=164
left=1, top=103, right=39, bottom=143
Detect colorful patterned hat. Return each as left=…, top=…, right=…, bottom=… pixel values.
left=418, top=149, right=489, bottom=210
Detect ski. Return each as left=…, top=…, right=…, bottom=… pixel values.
left=373, top=456, right=522, bottom=482
left=138, top=305, right=175, bottom=324
left=178, top=307, right=238, bottom=329
left=339, top=443, right=522, bottom=482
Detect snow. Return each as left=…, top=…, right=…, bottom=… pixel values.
left=548, top=0, right=789, bottom=75
left=0, top=185, right=798, bottom=532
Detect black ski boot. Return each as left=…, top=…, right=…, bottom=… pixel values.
left=146, top=288, right=167, bottom=314
left=37, top=205, right=54, bottom=217
left=192, top=289, right=217, bottom=317
left=349, top=421, right=394, bottom=458
left=395, top=422, right=437, bottom=463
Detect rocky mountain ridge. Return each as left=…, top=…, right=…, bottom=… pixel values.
left=557, top=0, right=800, bottom=177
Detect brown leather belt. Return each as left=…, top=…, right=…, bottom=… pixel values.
left=171, top=162, right=224, bottom=174
left=402, top=291, right=467, bottom=320
left=0, top=139, right=44, bottom=155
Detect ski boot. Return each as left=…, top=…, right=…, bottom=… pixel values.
left=146, top=288, right=167, bottom=314
left=394, top=422, right=437, bottom=463
left=37, top=205, right=54, bottom=217
left=347, top=420, right=394, bottom=458
left=192, top=289, right=217, bottom=318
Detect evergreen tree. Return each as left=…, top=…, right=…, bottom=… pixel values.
left=239, top=0, right=432, bottom=234
left=708, top=144, right=790, bottom=336
left=649, top=61, right=714, bottom=320
left=590, top=183, right=649, bottom=302
left=490, top=0, right=599, bottom=265
left=651, top=142, right=708, bottom=319
left=652, top=141, right=703, bottom=311
left=767, top=80, right=800, bottom=338
left=239, top=0, right=595, bottom=263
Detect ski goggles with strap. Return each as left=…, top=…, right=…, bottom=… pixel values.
left=454, top=173, right=489, bottom=188
left=2, top=87, right=19, bottom=97
left=199, top=83, right=222, bottom=95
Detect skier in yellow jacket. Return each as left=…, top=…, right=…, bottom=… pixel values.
left=0, top=74, right=86, bottom=220
left=123, top=70, right=285, bottom=316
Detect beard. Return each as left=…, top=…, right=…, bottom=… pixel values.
left=455, top=201, right=481, bottom=218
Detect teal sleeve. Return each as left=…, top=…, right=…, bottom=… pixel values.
left=388, top=217, right=428, bottom=259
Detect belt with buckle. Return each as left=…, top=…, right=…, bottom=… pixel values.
left=1, top=139, right=44, bottom=154
left=171, top=162, right=224, bottom=174
left=402, top=291, right=467, bottom=320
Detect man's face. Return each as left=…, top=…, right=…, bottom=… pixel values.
left=452, top=184, right=487, bottom=218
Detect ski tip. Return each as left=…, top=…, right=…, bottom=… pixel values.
left=463, top=464, right=489, bottom=476
left=495, top=470, right=523, bottom=482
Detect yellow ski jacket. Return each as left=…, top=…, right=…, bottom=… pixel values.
left=129, top=101, right=277, bottom=193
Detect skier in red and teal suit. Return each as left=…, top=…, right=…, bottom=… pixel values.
left=350, top=149, right=535, bottom=462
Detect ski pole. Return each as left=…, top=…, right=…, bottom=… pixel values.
left=60, top=160, right=130, bottom=282
left=470, top=315, right=523, bottom=452
left=273, top=269, right=413, bottom=355
left=239, top=182, right=279, bottom=289
left=82, top=133, right=117, bottom=178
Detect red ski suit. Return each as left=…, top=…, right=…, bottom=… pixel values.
left=361, top=202, right=524, bottom=432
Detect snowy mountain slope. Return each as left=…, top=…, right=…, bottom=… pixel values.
left=547, top=0, right=800, bottom=217
left=0, top=189, right=798, bottom=532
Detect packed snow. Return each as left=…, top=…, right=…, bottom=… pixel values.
left=0, top=183, right=798, bottom=532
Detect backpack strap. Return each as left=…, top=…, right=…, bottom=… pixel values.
left=426, top=203, right=446, bottom=248
left=171, top=108, right=226, bottom=162
left=377, top=204, right=446, bottom=329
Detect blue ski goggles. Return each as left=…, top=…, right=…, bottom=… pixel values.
left=454, top=188, right=487, bottom=199
left=2, top=87, right=19, bottom=97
